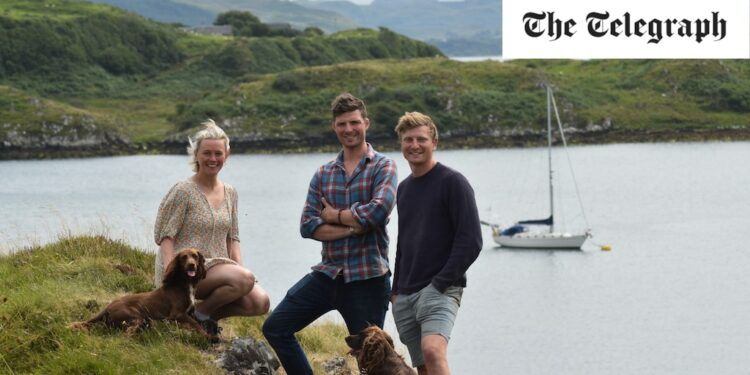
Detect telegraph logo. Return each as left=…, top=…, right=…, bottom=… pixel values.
left=523, top=11, right=727, bottom=44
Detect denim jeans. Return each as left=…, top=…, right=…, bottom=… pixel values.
left=262, top=271, right=391, bottom=375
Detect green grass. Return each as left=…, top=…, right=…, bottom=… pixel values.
left=182, top=58, right=749, bottom=135
left=3, top=58, right=749, bottom=154
left=175, top=32, right=232, bottom=59
left=0, top=235, right=357, bottom=374
left=0, top=0, right=121, bottom=20
left=71, top=97, right=178, bottom=142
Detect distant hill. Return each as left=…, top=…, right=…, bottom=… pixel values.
left=298, top=0, right=501, bottom=56
left=87, top=0, right=216, bottom=26
left=88, top=0, right=501, bottom=56
left=172, top=0, right=359, bottom=32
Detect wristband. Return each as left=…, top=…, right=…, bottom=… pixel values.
left=337, top=209, right=343, bottom=225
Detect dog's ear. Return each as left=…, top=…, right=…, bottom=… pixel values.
left=196, top=251, right=207, bottom=280
left=359, top=329, right=388, bottom=370
left=162, top=253, right=183, bottom=286
left=345, top=333, right=362, bottom=350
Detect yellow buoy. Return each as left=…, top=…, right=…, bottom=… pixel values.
left=600, top=244, right=612, bottom=251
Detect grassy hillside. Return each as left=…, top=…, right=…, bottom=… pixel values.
left=170, top=58, right=749, bottom=150
left=0, top=0, right=440, bottom=93
left=0, top=0, right=442, bottom=157
left=0, top=235, right=356, bottom=374
left=0, top=0, right=116, bottom=20
left=0, top=4, right=184, bottom=78
left=3, top=57, right=748, bottom=158
left=530, top=59, right=750, bottom=129
left=1, top=1, right=748, bottom=159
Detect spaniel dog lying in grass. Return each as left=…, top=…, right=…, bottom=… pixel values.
left=70, top=248, right=216, bottom=341
left=346, top=326, right=415, bottom=375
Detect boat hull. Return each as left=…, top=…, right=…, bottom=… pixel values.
left=492, top=232, right=588, bottom=249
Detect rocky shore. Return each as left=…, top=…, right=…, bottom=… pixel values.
left=2, top=125, right=748, bottom=160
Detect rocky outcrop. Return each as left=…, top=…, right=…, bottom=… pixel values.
left=321, top=357, right=353, bottom=375
left=216, top=336, right=280, bottom=375
left=3, top=116, right=749, bottom=160
left=214, top=336, right=354, bottom=375
left=0, top=115, right=132, bottom=159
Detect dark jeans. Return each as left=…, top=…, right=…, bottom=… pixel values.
left=262, top=271, right=391, bottom=375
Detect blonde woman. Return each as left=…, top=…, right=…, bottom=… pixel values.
left=154, top=119, right=270, bottom=336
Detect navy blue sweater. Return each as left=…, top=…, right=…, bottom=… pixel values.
left=392, top=163, right=482, bottom=295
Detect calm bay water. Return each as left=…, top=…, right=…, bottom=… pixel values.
left=1, top=142, right=749, bottom=374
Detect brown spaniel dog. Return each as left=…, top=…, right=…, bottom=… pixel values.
left=70, top=248, right=216, bottom=341
left=346, top=326, right=415, bottom=375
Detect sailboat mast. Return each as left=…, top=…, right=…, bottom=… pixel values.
left=546, top=85, right=554, bottom=233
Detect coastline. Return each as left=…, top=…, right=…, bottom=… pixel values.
left=1, top=126, right=748, bottom=160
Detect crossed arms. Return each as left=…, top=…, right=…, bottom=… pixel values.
left=300, top=159, right=397, bottom=241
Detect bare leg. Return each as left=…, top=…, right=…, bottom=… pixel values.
left=212, top=283, right=270, bottom=320
left=194, top=264, right=268, bottom=319
left=421, top=335, right=450, bottom=375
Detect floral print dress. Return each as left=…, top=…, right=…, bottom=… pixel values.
left=153, top=179, right=240, bottom=287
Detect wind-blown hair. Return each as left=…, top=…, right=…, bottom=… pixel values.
left=394, top=111, right=439, bottom=141
left=331, top=93, right=368, bottom=121
left=187, top=119, right=230, bottom=172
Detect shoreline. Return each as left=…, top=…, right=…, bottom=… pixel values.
left=1, top=126, right=748, bottom=160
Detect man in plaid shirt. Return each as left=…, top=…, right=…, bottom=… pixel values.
left=263, top=93, right=397, bottom=375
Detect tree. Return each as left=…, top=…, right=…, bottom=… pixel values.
left=302, top=27, right=324, bottom=37
left=214, top=10, right=268, bottom=37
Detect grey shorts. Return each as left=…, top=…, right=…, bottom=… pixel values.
left=391, top=283, right=463, bottom=368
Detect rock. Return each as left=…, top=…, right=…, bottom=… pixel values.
left=321, top=356, right=353, bottom=375
left=216, top=336, right=280, bottom=375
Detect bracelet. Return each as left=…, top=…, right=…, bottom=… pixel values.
left=337, top=209, right=343, bottom=225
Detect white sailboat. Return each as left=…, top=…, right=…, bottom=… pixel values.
left=490, top=84, right=591, bottom=249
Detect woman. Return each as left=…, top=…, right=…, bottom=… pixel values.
left=154, top=119, right=270, bottom=336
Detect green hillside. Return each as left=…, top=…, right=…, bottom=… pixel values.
left=0, top=1, right=748, bottom=159
left=0, top=0, right=116, bottom=19
left=0, top=235, right=356, bottom=373
left=0, top=3, right=184, bottom=79
left=529, top=59, right=750, bottom=130
left=0, top=0, right=443, bottom=158
left=171, top=58, right=750, bottom=150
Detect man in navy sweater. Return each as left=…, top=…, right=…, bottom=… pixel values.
left=391, top=112, right=483, bottom=375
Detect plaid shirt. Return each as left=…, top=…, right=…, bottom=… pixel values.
left=300, top=143, right=397, bottom=282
